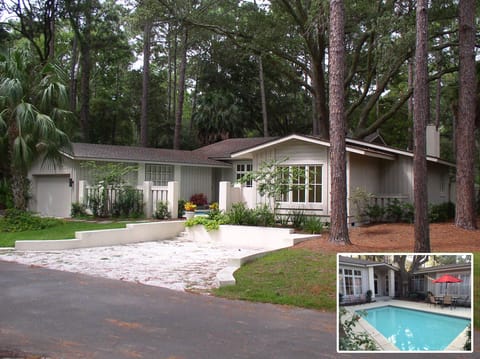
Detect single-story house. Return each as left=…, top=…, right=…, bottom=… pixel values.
left=28, top=126, right=454, bottom=220
left=338, top=256, right=398, bottom=304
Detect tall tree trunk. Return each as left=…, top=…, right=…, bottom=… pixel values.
left=455, top=0, right=477, bottom=230
left=413, top=0, right=430, bottom=252
left=311, top=54, right=329, bottom=138
left=140, top=20, right=152, bottom=147
left=69, top=35, right=79, bottom=113
left=173, top=27, right=188, bottom=150
left=167, top=24, right=173, bottom=127
left=7, top=126, right=29, bottom=211
left=258, top=55, right=269, bottom=137
left=407, top=58, right=414, bottom=150
left=328, top=0, right=351, bottom=245
left=79, top=41, right=91, bottom=141
left=46, top=0, right=56, bottom=61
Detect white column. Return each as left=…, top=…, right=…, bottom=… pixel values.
left=219, top=181, right=231, bottom=212
left=368, top=267, right=375, bottom=299
left=78, top=180, right=88, bottom=204
left=389, top=269, right=395, bottom=298
left=168, top=181, right=179, bottom=219
left=143, top=181, right=153, bottom=218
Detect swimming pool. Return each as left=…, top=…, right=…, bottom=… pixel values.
left=357, top=306, right=470, bottom=351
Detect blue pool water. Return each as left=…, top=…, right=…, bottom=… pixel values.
left=357, top=306, right=470, bottom=351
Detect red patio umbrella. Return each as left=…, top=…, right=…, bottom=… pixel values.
left=432, top=274, right=462, bottom=295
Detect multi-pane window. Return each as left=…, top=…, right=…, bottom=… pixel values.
left=339, top=268, right=363, bottom=296
left=236, top=162, right=253, bottom=187
left=145, top=164, right=174, bottom=186
left=280, top=165, right=322, bottom=203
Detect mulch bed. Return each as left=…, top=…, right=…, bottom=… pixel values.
left=295, top=220, right=480, bottom=253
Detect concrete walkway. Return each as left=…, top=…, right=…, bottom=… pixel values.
left=0, top=261, right=478, bottom=359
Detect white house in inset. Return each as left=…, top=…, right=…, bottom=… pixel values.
left=338, top=256, right=398, bottom=304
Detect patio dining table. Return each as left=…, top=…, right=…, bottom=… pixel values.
left=434, top=296, right=458, bottom=308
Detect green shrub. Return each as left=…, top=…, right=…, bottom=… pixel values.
left=71, top=202, right=88, bottom=218
left=402, top=203, right=415, bottom=223
left=112, top=186, right=144, bottom=218
left=429, top=202, right=455, bottom=223
left=226, top=203, right=257, bottom=226
left=365, top=204, right=385, bottom=223
left=464, top=324, right=471, bottom=351
left=385, top=199, right=404, bottom=222
left=339, top=308, right=378, bottom=351
left=185, top=215, right=226, bottom=231
left=303, top=216, right=324, bottom=234
left=289, top=210, right=306, bottom=229
left=276, top=214, right=290, bottom=227
left=253, top=204, right=275, bottom=227
left=154, top=201, right=170, bottom=220
left=384, top=199, right=415, bottom=223
left=0, top=209, right=63, bottom=232
left=178, top=199, right=186, bottom=218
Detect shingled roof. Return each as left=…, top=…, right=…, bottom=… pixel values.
left=193, top=137, right=278, bottom=160
left=66, top=143, right=230, bottom=168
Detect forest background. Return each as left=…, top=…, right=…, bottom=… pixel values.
left=1, top=0, right=478, bottom=153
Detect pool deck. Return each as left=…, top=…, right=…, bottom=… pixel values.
left=342, top=299, right=472, bottom=352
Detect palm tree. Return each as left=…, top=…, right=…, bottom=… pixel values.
left=0, top=49, right=71, bottom=210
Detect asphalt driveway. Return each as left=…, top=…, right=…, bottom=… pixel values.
left=0, top=261, right=477, bottom=359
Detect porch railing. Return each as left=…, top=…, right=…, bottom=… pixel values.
left=79, top=181, right=179, bottom=218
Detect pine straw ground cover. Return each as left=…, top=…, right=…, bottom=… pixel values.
left=295, top=220, right=480, bottom=253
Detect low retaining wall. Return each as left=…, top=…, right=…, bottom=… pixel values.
left=186, top=225, right=317, bottom=286
left=186, top=225, right=312, bottom=249
left=15, top=221, right=186, bottom=251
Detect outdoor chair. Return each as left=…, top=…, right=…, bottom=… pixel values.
left=428, top=295, right=439, bottom=308
left=443, top=295, right=453, bottom=309
left=456, top=296, right=470, bottom=307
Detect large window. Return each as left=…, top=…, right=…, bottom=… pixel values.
left=339, top=268, right=363, bottom=296
left=236, top=162, right=253, bottom=187
left=280, top=165, right=322, bottom=203
left=145, top=164, right=174, bottom=186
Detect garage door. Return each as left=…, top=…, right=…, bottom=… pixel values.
left=35, top=175, right=71, bottom=217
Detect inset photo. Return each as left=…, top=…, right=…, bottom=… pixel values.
left=337, top=253, right=473, bottom=353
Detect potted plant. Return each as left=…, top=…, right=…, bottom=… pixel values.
left=184, top=201, right=197, bottom=219
left=366, top=290, right=372, bottom=303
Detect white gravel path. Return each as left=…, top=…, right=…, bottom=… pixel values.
left=0, top=237, right=264, bottom=292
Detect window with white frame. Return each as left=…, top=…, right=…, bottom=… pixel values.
left=145, top=164, right=174, bottom=186
left=280, top=165, right=322, bottom=203
left=339, top=268, right=363, bottom=296
left=236, top=162, right=253, bottom=187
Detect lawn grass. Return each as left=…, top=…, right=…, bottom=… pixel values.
left=214, top=249, right=337, bottom=311
left=0, top=221, right=128, bottom=247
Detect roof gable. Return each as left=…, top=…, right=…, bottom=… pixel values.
left=229, top=134, right=454, bottom=166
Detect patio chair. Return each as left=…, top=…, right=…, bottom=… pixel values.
left=428, top=294, right=439, bottom=308
left=443, top=295, right=453, bottom=309
left=456, top=296, right=470, bottom=307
